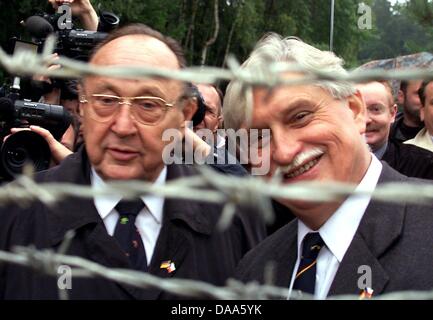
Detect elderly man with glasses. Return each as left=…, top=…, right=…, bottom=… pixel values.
left=0, top=24, right=265, bottom=299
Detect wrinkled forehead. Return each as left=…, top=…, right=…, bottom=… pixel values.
left=252, top=81, right=335, bottom=108
left=90, top=35, right=180, bottom=69
left=197, top=84, right=221, bottom=108
left=357, top=83, right=390, bottom=106
left=83, top=35, right=184, bottom=96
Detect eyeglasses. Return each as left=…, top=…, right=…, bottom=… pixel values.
left=79, top=94, right=176, bottom=125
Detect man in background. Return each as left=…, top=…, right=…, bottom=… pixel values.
left=405, top=80, right=433, bottom=153
left=357, top=81, right=433, bottom=179
left=389, top=80, right=424, bottom=142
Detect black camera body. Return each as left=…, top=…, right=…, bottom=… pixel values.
left=0, top=36, right=72, bottom=182
left=0, top=93, right=71, bottom=181
left=25, top=6, right=120, bottom=60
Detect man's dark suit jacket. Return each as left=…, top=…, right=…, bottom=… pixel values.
left=0, top=147, right=266, bottom=299
left=382, top=139, right=433, bottom=180
left=236, top=163, right=433, bottom=297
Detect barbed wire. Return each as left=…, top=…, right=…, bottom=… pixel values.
left=2, top=167, right=433, bottom=230
left=2, top=240, right=433, bottom=300
left=1, top=36, right=433, bottom=88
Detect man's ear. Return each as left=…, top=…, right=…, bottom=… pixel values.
left=77, top=83, right=84, bottom=117
left=182, top=98, right=198, bottom=121
left=347, top=90, right=366, bottom=135
left=390, top=103, right=398, bottom=123
left=420, top=105, right=425, bottom=123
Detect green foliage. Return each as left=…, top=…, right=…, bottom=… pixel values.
left=358, top=0, right=433, bottom=64
left=1, top=0, right=432, bottom=80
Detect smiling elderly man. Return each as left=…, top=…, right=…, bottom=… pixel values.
left=228, top=33, right=433, bottom=299
left=0, top=24, right=265, bottom=299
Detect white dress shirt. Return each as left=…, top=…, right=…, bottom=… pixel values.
left=91, top=167, right=167, bottom=265
left=288, top=155, right=382, bottom=299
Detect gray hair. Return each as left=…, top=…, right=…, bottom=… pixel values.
left=223, top=33, right=356, bottom=130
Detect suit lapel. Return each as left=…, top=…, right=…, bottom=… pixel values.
left=270, top=221, right=299, bottom=289
left=328, top=232, right=389, bottom=296
left=137, top=220, right=190, bottom=299
left=329, top=163, right=406, bottom=297
left=45, top=148, right=142, bottom=298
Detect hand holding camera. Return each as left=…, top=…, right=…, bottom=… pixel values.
left=48, top=0, right=99, bottom=31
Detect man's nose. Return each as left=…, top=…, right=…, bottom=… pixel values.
left=111, top=105, right=138, bottom=137
left=271, top=127, right=302, bottom=166
left=366, top=113, right=373, bottom=125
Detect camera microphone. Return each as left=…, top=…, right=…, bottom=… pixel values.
left=25, top=15, right=54, bottom=39
left=0, top=98, right=16, bottom=120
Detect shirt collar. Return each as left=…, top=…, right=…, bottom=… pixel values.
left=297, top=154, right=382, bottom=262
left=91, top=166, right=167, bottom=224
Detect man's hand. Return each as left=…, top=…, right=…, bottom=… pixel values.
left=48, top=0, right=99, bottom=31
left=33, top=54, right=62, bottom=105
left=9, top=126, right=73, bottom=165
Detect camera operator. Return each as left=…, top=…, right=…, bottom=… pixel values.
left=48, top=0, right=99, bottom=31
left=9, top=54, right=79, bottom=166
left=21, top=0, right=100, bottom=164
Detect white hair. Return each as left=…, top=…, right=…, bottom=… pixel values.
left=223, top=33, right=356, bottom=130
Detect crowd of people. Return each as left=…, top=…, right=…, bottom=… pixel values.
left=1, top=0, right=433, bottom=300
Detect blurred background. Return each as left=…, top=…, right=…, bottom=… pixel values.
left=1, top=0, right=433, bottom=79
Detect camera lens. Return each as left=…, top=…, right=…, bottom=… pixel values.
left=7, top=147, right=27, bottom=167
left=0, top=131, right=51, bottom=180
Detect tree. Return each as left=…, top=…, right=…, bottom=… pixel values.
left=358, top=0, right=433, bottom=64
left=0, top=0, right=408, bottom=82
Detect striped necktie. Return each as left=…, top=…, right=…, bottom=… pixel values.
left=292, top=232, right=325, bottom=295
left=113, top=199, right=148, bottom=271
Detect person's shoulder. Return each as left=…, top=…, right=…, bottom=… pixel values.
left=397, top=141, right=433, bottom=156
left=35, top=148, right=86, bottom=183
left=380, top=163, right=433, bottom=222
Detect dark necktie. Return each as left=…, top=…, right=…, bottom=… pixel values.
left=292, top=232, right=325, bottom=295
left=114, top=199, right=148, bottom=271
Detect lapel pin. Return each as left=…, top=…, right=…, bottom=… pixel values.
left=359, top=287, right=374, bottom=299
left=160, top=260, right=176, bottom=273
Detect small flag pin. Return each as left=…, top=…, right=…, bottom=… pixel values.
left=160, top=260, right=176, bottom=273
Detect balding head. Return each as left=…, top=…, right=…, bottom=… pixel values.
left=357, top=81, right=393, bottom=108
left=90, top=23, right=186, bottom=68
left=91, top=34, right=181, bottom=70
